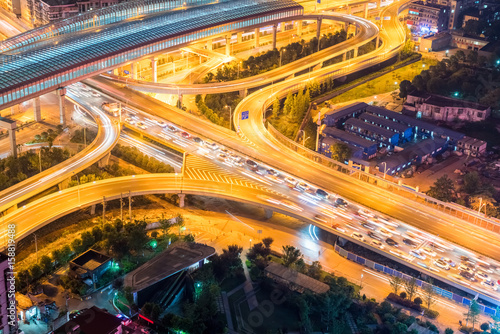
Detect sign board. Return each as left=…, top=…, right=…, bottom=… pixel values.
left=241, top=110, right=249, bottom=120
left=384, top=16, right=391, bottom=20
left=375, top=17, right=381, bottom=20
left=124, top=70, right=130, bottom=75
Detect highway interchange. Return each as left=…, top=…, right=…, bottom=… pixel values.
left=0, top=0, right=499, bottom=310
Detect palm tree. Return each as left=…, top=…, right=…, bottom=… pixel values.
left=470, top=195, right=496, bottom=216
left=282, top=245, right=302, bottom=268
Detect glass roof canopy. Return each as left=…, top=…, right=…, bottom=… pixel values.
left=0, top=0, right=302, bottom=106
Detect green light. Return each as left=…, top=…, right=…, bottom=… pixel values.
left=150, top=240, right=157, bottom=249
left=454, top=92, right=459, bottom=97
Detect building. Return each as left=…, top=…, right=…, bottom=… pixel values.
left=425, top=0, right=463, bottom=29
left=378, top=138, right=448, bottom=176
left=69, top=249, right=113, bottom=285
left=405, top=91, right=490, bottom=122
left=321, top=127, right=378, bottom=160
left=450, top=31, right=489, bottom=50
left=264, top=262, right=329, bottom=294
left=50, top=306, right=123, bottom=334
left=358, top=112, right=413, bottom=143
left=0, top=253, right=15, bottom=334
left=407, top=1, right=450, bottom=35
left=457, top=136, right=487, bottom=156
left=344, top=117, right=400, bottom=147
left=125, top=243, right=215, bottom=307
left=420, top=32, right=452, bottom=51
left=319, top=136, right=365, bottom=161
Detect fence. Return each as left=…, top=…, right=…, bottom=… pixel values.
left=334, top=244, right=499, bottom=316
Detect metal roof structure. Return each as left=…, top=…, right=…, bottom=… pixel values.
left=359, top=112, right=410, bottom=133
left=322, top=126, right=377, bottom=149
left=345, top=117, right=396, bottom=139
left=265, top=262, right=329, bottom=294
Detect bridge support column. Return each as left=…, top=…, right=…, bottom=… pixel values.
left=178, top=94, right=183, bottom=107
left=207, top=39, right=213, bottom=51
left=113, top=68, right=119, bottom=76
left=377, top=0, right=381, bottom=9
left=90, top=204, right=96, bottom=215
left=364, top=3, right=369, bottom=18
left=58, top=177, right=70, bottom=190
left=280, top=21, right=286, bottom=32
left=343, top=52, right=347, bottom=61
left=353, top=47, right=358, bottom=58
left=272, top=25, right=277, bottom=50
left=237, top=31, right=243, bottom=43
left=131, top=62, right=138, bottom=80
left=179, top=194, right=185, bottom=208
left=264, top=209, right=273, bottom=219
left=376, top=35, right=380, bottom=48
left=152, top=58, right=158, bottom=83
left=316, top=18, right=322, bottom=41
left=254, top=28, right=260, bottom=48
left=347, top=5, right=351, bottom=14
left=8, top=125, right=16, bottom=159
left=57, top=88, right=67, bottom=127
left=344, top=22, right=349, bottom=32
left=239, top=88, right=248, bottom=98
left=297, top=20, right=302, bottom=37
left=97, top=152, right=110, bottom=168
left=33, top=97, right=41, bottom=122
left=225, top=36, right=230, bottom=56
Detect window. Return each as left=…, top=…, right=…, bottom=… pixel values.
left=477, top=112, right=483, bottom=118
left=458, top=108, right=463, bottom=114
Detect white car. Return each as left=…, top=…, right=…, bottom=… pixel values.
left=124, top=117, right=135, bottom=125
left=421, top=246, right=436, bottom=257
left=434, top=259, right=450, bottom=270
left=441, top=257, right=456, bottom=267
left=91, top=91, right=100, bottom=97
left=371, top=239, right=385, bottom=249
left=358, top=209, right=375, bottom=218
left=155, top=120, right=167, bottom=127
left=284, top=176, right=297, bottom=186
left=136, top=121, right=147, bottom=130
left=379, top=228, right=393, bottom=238
left=205, top=141, right=219, bottom=151
left=351, top=232, right=364, bottom=242
left=475, top=271, right=489, bottom=281
left=458, top=263, right=473, bottom=273
left=481, top=280, right=497, bottom=290
left=295, top=182, right=310, bottom=192
left=409, top=250, right=426, bottom=260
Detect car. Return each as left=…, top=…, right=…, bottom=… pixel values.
left=246, top=159, right=259, bottom=170
left=136, top=121, right=147, bottom=130
left=219, top=148, right=230, bottom=155
left=481, top=280, right=497, bottom=290
left=217, top=153, right=228, bottom=161
left=206, top=141, right=219, bottom=151
left=315, top=188, right=330, bottom=200
left=167, top=124, right=178, bottom=132
left=475, top=271, right=489, bottom=281
left=295, top=182, right=310, bottom=192
left=124, top=117, right=135, bottom=125
left=193, top=137, right=204, bottom=145
left=351, top=232, right=364, bottom=242
left=232, top=156, right=244, bottom=167
left=331, top=224, right=346, bottom=233
left=459, top=270, right=476, bottom=281
left=361, top=222, right=376, bottom=230
left=358, top=209, right=375, bottom=218
left=409, top=250, right=426, bottom=260
left=385, top=238, right=399, bottom=247
left=335, top=198, right=348, bottom=207
left=267, top=168, right=279, bottom=177
left=284, top=176, right=297, bottom=186
left=402, top=238, right=417, bottom=248
left=478, top=262, right=494, bottom=273
left=180, top=131, right=191, bottom=139
left=421, top=247, right=437, bottom=257
left=91, top=91, right=100, bottom=97
left=440, top=257, right=456, bottom=267
left=458, top=263, right=473, bottom=273
left=367, top=231, right=382, bottom=240
left=379, top=228, right=393, bottom=238
left=371, top=239, right=385, bottom=249
left=155, top=120, right=167, bottom=127
left=434, top=259, right=450, bottom=270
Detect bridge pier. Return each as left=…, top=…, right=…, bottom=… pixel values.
left=131, top=62, right=138, bottom=80
left=225, top=35, right=230, bottom=56
left=113, top=68, right=119, bottom=76
left=356, top=24, right=360, bottom=35
left=237, top=31, right=243, bottom=43
left=316, top=18, right=322, bottom=41
left=345, top=22, right=349, bottom=32
left=33, top=97, right=41, bottom=122
left=343, top=52, right=347, bottom=61
left=376, top=35, right=380, bottom=48
left=58, top=177, right=70, bottom=191
left=90, top=204, right=96, bottom=215
left=264, top=209, right=273, bottom=219
left=57, top=88, right=67, bottom=127
left=0, top=118, right=18, bottom=159
left=353, top=47, right=358, bottom=58
left=98, top=152, right=111, bottom=168
left=377, top=0, right=381, bottom=9
left=364, top=3, right=369, bottom=18
left=347, top=5, right=352, bottom=15
left=254, top=28, right=260, bottom=48
left=207, top=39, right=213, bottom=51
left=179, top=194, right=185, bottom=208
left=297, top=20, right=302, bottom=37
left=280, top=21, right=286, bottom=32
left=152, top=58, right=158, bottom=83
left=272, top=25, right=277, bottom=50
left=239, top=88, right=248, bottom=98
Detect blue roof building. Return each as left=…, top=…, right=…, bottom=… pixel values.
left=322, top=102, right=368, bottom=127
left=321, top=127, right=377, bottom=160
left=344, top=118, right=400, bottom=147
left=358, top=113, right=413, bottom=143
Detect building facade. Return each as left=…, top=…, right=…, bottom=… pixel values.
left=407, top=1, right=449, bottom=35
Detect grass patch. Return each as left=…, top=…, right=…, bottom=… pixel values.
left=328, top=58, right=438, bottom=104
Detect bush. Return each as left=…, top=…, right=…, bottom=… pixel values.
left=480, top=323, right=490, bottom=331
left=414, top=297, right=422, bottom=305
left=445, top=328, right=454, bottom=334
left=387, top=293, right=422, bottom=312
left=399, top=291, right=407, bottom=299
left=423, top=309, right=439, bottom=319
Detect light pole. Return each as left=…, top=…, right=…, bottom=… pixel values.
left=381, top=162, right=387, bottom=179
left=249, top=239, right=252, bottom=248
left=304, top=137, right=310, bottom=147
left=279, top=48, right=286, bottom=67
left=39, top=148, right=42, bottom=173
left=360, top=273, right=364, bottom=289
left=225, top=105, right=232, bottom=131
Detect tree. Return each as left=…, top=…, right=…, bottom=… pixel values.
left=470, top=195, right=496, bottom=216
left=330, top=142, right=352, bottom=163
left=262, top=237, right=274, bottom=249
left=91, top=227, right=103, bottom=242
left=283, top=91, right=294, bottom=115
left=307, top=261, right=322, bottom=280
left=40, top=255, right=53, bottom=274
left=81, top=231, right=95, bottom=250
left=427, top=175, right=455, bottom=202
left=404, top=277, right=418, bottom=302
left=465, top=299, right=481, bottom=330
left=399, top=80, right=415, bottom=99
left=272, top=97, right=281, bottom=116
left=422, top=282, right=437, bottom=310
left=159, top=217, right=171, bottom=236
left=184, top=234, right=195, bottom=243
left=71, top=238, right=84, bottom=254
left=463, top=171, right=481, bottom=194
left=414, top=297, right=423, bottom=305
left=389, top=276, right=403, bottom=295
left=480, top=323, right=490, bottom=332
left=30, top=264, right=43, bottom=281
left=445, top=328, right=454, bottom=334
left=282, top=245, right=302, bottom=268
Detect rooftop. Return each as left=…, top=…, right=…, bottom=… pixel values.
left=42, top=0, right=77, bottom=6
left=423, top=94, right=489, bottom=111
left=322, top=127, right=377, bottom=149
left=53, top=306, right=121, bottom=334
left=381, top=138, right=447, bottom=169
left=324, top=102, right=368, bottom=121
left=345, top=117, right=397, bottom=139
left=409, top=1, right=447, bottom=10
left=70, top=249, right=111, bottom=271
left=359, top=113, right=411, bottom=133
left=125, top=242, right=215, bottom=293
left=265, top=262, right=329, bottom=294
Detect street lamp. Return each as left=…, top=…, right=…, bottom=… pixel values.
left=224, top=105, right=232, bottom=131
left=249, top=239, right=252, bottom=248
left=279, top=48, right=286, bottom=67
left=304, top=137, right=310, bottom=147
left=360, top=273, right=364, bottom=289
left=380, top=162, right=387, bottom=179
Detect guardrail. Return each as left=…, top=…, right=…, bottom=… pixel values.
left=334, top=243, right=499, bottom=315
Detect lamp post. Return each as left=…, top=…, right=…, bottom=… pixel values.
left=381, top=162, right=387, bottom=179
left=304, top=137, right=310, bottom=147
left=360, top=273, right=364, bottom=289
left=225, top=105, right=232, bottom=131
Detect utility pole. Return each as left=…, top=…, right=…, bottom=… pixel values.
left=102, top=196, right=106, bottom=225
left=128, top=190, right=132, bottom=223
left=39, top=149, right=42, bottom=173
left=84, top=127, right=87, bottom=148
left=120, top=193, right=124, bottom=221
left=34, top=234, right=38, bottom=264
left=315, top=110, right=321, bottom=152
